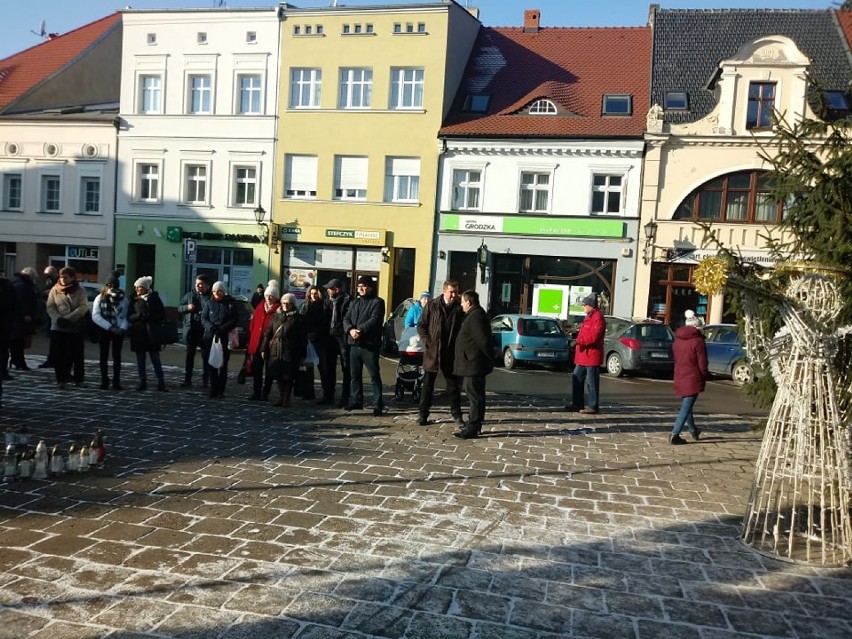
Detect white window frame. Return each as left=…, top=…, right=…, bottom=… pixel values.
left=334, top=156, right=368, bottom=201
left=2, top=172, right=23, bottom=211
left=590, top=172, right=626, bottom=215
left=529, top=99, right=557, bottom=115
left=237, top=73, right=263, bottom=115
left=40, top=174, right=62, bottom=213
left=134, top=161, right=162, bottom=204
left=390, top=67, right=424, bottom=109
left=339, top=67, right=372, bottom=109
left=181, top=161, right=211, bottom=206
left=284, top=155, right=318, bottom=199
left=78, top=175, right=102, bottom=215
left=231, top=164, right=259, bottom=207
left=517, top=169, right=553, bottom=213
left=384, top=157, right=420, bottom=203
left=138, top=74, right=163, bottom=114
left=290, top=68, right=322, bottom=108
left=187, top=74, right=213, bottom=114
left=451, top=168, right=482, bottom=211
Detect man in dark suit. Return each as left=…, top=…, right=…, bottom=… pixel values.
left=453, top=290, right=493, bottom=439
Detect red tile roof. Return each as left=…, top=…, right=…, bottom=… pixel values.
left=837, top=10, right=852, bottom=49
left=440, top=26, right=652, bottom=138
left=0, top=13, right=120, bottom=111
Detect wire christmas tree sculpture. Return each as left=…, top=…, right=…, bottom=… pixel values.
left=697, top=259, right=852, bottom=565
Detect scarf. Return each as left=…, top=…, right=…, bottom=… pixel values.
left=99, top=289, right=124, bottom=327
left=57, top=281, right=80, bottom=294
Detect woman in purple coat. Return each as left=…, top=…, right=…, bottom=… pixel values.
left=670, top=312, right=708, bottom=445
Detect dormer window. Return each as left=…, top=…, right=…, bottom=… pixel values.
left=528, top=99, right=556, bottom=115
left=603, top=94, right=631, bottom=115
left=463, top=94, right=489, bottom=113
left=664, top=92, right=688, bottom=110
left=825, top=91, right=849, bottom=111
left=746, top=82, right=775, bottom=130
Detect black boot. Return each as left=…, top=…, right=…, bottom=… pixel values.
left=136, top=380, right=147, bottom=392
left=454, top=422, right=481, bottom=439
left=100, top=376, right=110, bottom=390
left=157, top=379, right=168, bottom=392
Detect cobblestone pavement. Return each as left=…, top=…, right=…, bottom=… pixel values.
left=1, top=358, right=851, bottom=639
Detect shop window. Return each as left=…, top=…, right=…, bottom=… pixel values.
left=673, top=170, right=784, bottom=223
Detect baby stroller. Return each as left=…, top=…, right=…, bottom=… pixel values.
left=394, top=327, right=424, bottom=401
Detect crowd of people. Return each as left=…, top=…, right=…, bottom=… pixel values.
left=1, top=265, right=710, bottom=445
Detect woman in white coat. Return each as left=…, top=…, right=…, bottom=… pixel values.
left=92, top=273, right=129, bottom=390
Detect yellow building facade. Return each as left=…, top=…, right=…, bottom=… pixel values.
left=274, top=3, right=480, bottom=310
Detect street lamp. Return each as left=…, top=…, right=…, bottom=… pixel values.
left=477, top=240, right=489, bottom=284
left=642, top=219, right=658, bottom=264
left=253, top=205, right=267, bottom=231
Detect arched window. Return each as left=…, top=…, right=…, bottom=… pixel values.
left=673, top=170, right=785, bottom=223
left=528, top=99, right=557, bottom=115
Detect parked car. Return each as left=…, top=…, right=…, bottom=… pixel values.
left=560, top=313, right=586, bottom=339
left=81, top=282, right=103, bottom=302
left=702, top=323, right=754, bottom=386
left=603, top=316, right=675, bottom=377
left=382, top=297, right=415, bottom=356
left=491, top=314, right=572, bottom=370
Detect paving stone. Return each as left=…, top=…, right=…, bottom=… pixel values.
left=341, top=601, right=413, bottom=638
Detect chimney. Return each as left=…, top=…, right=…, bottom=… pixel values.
left=523, top=9, right=540, bottom=33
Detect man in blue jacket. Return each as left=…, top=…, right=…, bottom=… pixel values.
left=343, top=275, right=386, bottom=416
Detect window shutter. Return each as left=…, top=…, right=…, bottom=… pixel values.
left=336, top=156, right=368, bottom=189
left=287, top=155, right=317, bottom=192
left=388, top=157, right=420, bottom=176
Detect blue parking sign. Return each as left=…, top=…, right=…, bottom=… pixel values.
left=184, top=239, right=197, bottom=264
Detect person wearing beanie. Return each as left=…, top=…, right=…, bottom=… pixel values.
left=201, top=280, right=239, bottom=398
left=260, top=292, right=306, bottom=407
left=251, top=283, right=265, bottom=308
left=342, top=275, right=386, bottom=415
left=127, top=276, right=168, bottom=392
left=91, top=274, right=129, bottom=390
left=319, top=278, right=351, bottom=406
left=178, top=273, right=212, bottom=388
left=246, top=284, right=280, bottom=400
left=567, top=292, right=606, bottom=415
left=416, top=280, right=464, bottom=427
left=46, top=266, right=89, bottom=389
left=670, top=310, right=708, bottom=444
left=404, top=290, right=432, bottom=328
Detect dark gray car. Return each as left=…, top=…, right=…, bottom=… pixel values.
left=603, top=316, right=675, bottom=377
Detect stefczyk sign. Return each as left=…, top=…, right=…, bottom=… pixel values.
left=326, top=229, right=382, bottom=240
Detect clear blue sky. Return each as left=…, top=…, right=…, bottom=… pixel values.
left=0, top=0, right=834, bottom=60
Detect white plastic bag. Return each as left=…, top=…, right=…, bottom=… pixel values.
left=208, top=337, right=224, bottom=369
left=305, top=341, right=319, bottom=367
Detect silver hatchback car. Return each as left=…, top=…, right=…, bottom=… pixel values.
left=603, top=316, right=675, bottom=377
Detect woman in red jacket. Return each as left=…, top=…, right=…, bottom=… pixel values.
left=247, top=284, right=280, bottom=400
left=670, top=312, right=708, bottom=444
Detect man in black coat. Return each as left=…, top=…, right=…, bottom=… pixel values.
left=453, top=290, right=494, bottom=439
left=319, top=278, right=352, bottom=406
left=343, top=275, right=386, bottom=415
left=9, top=267, right=39, bottom=370
left=416, top=279, right=464, bottom=426
left=177, top=274, right=212, bottom=388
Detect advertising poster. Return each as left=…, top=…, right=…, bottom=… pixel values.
left=285, top=268, right=315, bottom=304
left=229, top=266, right=254, bottom=301
left=531, top=284, right=571, bottom=319
left=569, top=285, right=592, bottom=313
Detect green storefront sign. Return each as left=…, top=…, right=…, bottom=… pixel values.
left=442, top=214, right=624, bottom=238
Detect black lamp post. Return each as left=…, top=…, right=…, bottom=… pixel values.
left=643, top=219, right=658, bottom=264
left=477, top=240, right=489, bottom=284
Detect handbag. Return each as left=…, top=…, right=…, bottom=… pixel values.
left=228, top=327, right=240, bottom=350
left=148, top=320, right=179, bottom=346
left=208, top=337, right=224, bottom=369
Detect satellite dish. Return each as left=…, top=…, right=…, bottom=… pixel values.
left=30, top=19, right=48, bottom=39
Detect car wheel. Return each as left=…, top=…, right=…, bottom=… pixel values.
left=731, top=360, right=754, bottom=386
left=605, top=352, right=624, bottom=377
left=503, top=348, right=516, bottom=370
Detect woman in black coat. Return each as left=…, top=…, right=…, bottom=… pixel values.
left=298, top=285, right=329, bottom=400
left=453, top=290, right=494, bottom=439
left=201, top=281, right=239, bottom=398
left=126, top=276, right=167, bottom=392
left=261, top=293, right=307, bottom=407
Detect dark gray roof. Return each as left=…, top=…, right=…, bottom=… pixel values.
left=651, top=9, right=852, bottom=124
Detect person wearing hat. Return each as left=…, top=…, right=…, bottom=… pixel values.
left=416, top=280, right=464, bottom=427
left=318, top=278, right=351, bottom=406
left=670, top=310, right=708, bottom=445
left=178, top=274, right=212, bottom=388
left=567, top=293, right=606, bottom=414
left=404, top=291, right=432, bottom=328
left=91, top=273, right=129, bottom=390
left=46, top=266, right=89, bottom=389
left=250, top=283, right=265, bottom=309
left=342, top=275, right=386, bottom=415
left=8, top=266, right=39, bottom=371
left=246, top=284, right=280, bottom=400
left=127, top=276, right=168, bottom=392
left=201, top=281, right=239, bottom=398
